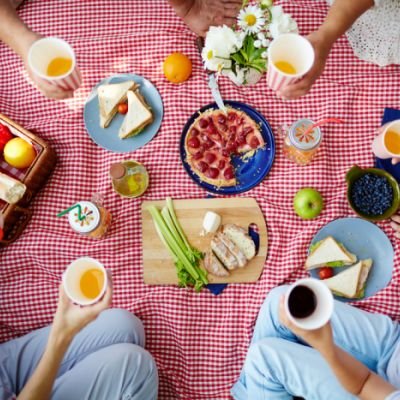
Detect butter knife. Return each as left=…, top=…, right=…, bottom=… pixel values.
left=195, top=37, right=227, bottom=114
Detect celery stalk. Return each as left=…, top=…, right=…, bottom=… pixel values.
left=148, top=206, right=200, bottom=280
left=161, top=206, right=187, bottom=253
left=166, top=197, right=192, bottom=252
left=148, top=200, right=208, bottom=291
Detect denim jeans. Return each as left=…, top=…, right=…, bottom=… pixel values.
left=232, top=285, right=400, bottom=400
left=0, top=308, right=158, bottom=400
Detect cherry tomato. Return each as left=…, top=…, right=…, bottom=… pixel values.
left=318, top=267, right=334, bottom=280
left=118, top=103, right=128, bottom=115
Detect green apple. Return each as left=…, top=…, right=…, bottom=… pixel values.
left=293, top=188, right=324, bottom=219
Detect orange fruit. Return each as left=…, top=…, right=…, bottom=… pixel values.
left=163, top=52, right=192, bottom=84
left=4, top=137, right=36, bottom=169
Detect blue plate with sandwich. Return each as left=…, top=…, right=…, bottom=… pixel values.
left=84, top=73, right=163, bottom=153
left=306, top=217, right=394, bottom=301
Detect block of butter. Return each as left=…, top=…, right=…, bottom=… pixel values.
left=202, top=211, right=221, bottom=234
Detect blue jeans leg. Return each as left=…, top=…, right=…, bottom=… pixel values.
left=232, top=285, right=400, bottom=399
left=243, top=338, right=356, bottom=400
left=51, top=343, right=158, bottom=400
left=0, top=308, right=148, bottom=396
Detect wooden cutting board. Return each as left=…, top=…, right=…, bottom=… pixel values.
left=141, top=198, right=268, bottom=284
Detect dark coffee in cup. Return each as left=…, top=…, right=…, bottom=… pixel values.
left=288, top=284, right=317, bottom=318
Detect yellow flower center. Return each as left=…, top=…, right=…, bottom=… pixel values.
left=245, top=14, right=257, bottom=26
left=207, top=50, right=213, bottom=60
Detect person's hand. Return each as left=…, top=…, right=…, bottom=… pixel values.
left=278, top=295, right=334, bottom=353
left=390, top=214, right=400, bottom=239
left=50, top=277, right=112, bottom=342
left=171, top=0, right=242, bottom=37
left=277, top=30, right=333, bottom=100
left=391, top=158, right=400, bottom=165
left=17, top=30, right=75, bottom=99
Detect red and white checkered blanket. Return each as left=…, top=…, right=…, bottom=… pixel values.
left=0, top=1, right=399, bottom=398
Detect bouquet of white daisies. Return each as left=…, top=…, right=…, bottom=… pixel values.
left=201, top=1, right=298, bottom=85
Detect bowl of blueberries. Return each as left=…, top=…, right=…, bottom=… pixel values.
left=346, top=165, right=400, bottom=221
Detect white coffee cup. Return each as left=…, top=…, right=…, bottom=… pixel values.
left=63, top=257, right=107, bottom=306
left=267, top=33, right=315, bottom=92
left=285, top=278, right=334, bottom=330
left=27, top=37, right=81, bottom=91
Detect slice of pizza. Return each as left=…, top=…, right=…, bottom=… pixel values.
left=184, top=107, right=265, bottom=187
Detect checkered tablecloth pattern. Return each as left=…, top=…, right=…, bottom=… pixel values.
left=0, top=1, right=399, bottom=398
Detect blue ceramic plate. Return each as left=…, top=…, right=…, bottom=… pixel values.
left=84, top=74, right=163, bottom=153
left=309, top=217, right=394, bottom=301
left=180, top=101, right=275, bottom=194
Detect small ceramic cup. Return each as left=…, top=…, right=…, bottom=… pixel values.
left=63, top=257, right=107, bottom=306
left=285, top=278, right=334, bottom=330
left=27, top=37, right=81, bottom=91
left=267, top=33, right=315, bottom=92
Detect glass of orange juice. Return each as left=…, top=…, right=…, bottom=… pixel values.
left=63, top=257, right=107, bottom=306
left=372, top=119, right=400, bottom=159
left=267, top=33, right=315, bottom=93
left=27, top=37, right=81, bottom=92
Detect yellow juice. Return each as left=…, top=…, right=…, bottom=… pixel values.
left=274, top=60, right=297, bottom=75
left=80, top=268, right=104, bottom=299
left=385, top=130, right=400, bottom=154
left=46, top=57, right=72, bottom=77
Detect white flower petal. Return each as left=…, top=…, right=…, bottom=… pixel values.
left=269, top=12, right=298, bottom=39
left=262, top=39, right=270, bottom=47
left=257, top=32, right=266, bottom=41
left=254, top=40, right=262, bottom=48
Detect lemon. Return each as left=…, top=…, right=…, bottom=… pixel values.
left=4, top=138, right=36, bottom=169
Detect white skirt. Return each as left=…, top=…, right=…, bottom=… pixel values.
left=327, top=0, right=400, bottom=66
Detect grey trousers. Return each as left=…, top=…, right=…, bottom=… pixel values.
left=0, top=308, right=158, bottom=399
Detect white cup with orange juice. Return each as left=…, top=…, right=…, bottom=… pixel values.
left=372, top=119, right=400, bottom=159
left=267, top=33, right=315, bottom=92
left=63, top=257, right=107, bottom=306
left=27, top=37, right=81, bottom=92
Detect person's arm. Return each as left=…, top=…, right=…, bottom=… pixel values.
left=0, top=0, right=74, bottom=99
left=279, top=296, right=398, bottom=400
left=279, top=0, right=375, bottom=100
left=167, top=0, right=242, bottom=37
left=17, top=284, right=112, bottom=400
left=0, top=0, right=37, bottom=57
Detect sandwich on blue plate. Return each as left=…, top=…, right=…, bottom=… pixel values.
left=322, top=259, right=373, bottom=299
left=118, top=89, right=153, bottom=139
left=97, top=80, right=137, bottom=128
left=305, top=236, right=357, bottom=270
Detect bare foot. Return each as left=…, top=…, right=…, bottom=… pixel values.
left=390, top=214, right=400, bottom=239
left=170, top=0, right=242, bottom=37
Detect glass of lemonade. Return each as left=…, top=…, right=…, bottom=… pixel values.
left=267, top=33, right=315, bottom=92
left=63, top=257, right=107, bottom=306
left=372, top=119, right=400, bottom=159
left=27, top=37, right=81, bottom=91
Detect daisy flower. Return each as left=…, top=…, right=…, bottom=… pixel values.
left=201, top=46, right=231, bottom=72
left=237, top=5, right=266, bottom=34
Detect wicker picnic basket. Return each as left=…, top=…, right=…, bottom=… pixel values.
left=0, top=114, right=56, bottom=246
